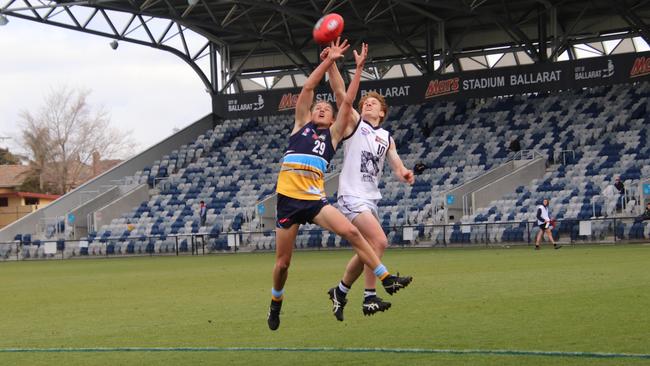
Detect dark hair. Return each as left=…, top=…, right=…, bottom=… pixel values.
left=200, top=200, right=205, bottom=204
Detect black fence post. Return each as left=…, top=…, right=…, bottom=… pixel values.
left=443, top=225, right=447, bottom=247
left=175, top=236, right=179, bottom=256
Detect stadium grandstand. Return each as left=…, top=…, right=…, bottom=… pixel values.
left=1, top=0, right=650, bottom=260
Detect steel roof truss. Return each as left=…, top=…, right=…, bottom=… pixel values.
left=81, top=7, right=99, bottom=28
left=99, top=8, right=119, bottom=36
left=21, top=0, right=42, bottom=19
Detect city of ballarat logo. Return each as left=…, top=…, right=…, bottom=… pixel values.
left=425, top=78, right=460, bottom=98
left=575, top=60, right=614, bottom=80
left=227, top=94, right=264, bottom=112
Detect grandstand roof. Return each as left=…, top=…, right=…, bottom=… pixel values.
left=4, top=0, right=650, bottom=92
left=89, top=0, right=650, bottom=72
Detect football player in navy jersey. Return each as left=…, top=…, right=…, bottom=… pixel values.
left=268, top=40, right=413, bottom=330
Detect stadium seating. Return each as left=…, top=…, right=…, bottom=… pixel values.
left=85, top=81, right=650, bottom=252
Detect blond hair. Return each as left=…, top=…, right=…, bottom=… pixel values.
left=358, top=91, right=388, bottom=122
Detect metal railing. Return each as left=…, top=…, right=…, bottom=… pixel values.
left=513, top=149, right=544, bottom=161
left=551, top=149, right=575, bottom=165
left=2, top=216, right=649, bottom=261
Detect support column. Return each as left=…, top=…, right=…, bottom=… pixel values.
left=550, top=6, right=558, bottom=62
left=426, top=21, right=434, bottom=75
left=438, top=21, right=446, bottom=73
left=538, top=4, right=548, bottom=62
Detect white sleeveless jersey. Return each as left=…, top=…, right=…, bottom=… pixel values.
left=338, top=119, right=391, bottom=200
left=537, top=204, right=550, bottom=225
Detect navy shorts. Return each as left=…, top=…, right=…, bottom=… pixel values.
left=276, top=193, right=329, bottom=229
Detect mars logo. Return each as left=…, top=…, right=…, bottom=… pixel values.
left=630, top=57, right=650, bottom=78
left=227, top=94, right=264, bottom=112
left=278, top=93, right=299, bottom=111
left=425, top=78, right=460, bottom=98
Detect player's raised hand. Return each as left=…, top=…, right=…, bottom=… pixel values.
left=354, top=42, right=368, bottom=69
left=320, top=47, right=330, bottom=61
left=327, top=37, right=350, bottom=61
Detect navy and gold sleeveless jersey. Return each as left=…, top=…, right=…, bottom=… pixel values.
left=276, top=122, right=335, bottom=200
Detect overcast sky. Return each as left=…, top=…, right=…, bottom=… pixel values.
left=0, top=16, right=211, bottom=159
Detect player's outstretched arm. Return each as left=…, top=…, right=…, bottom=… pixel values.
left=331, top=43, right=367, bottom=145
left=322, top=41, right=361, bottom=130
left=294, top=38, right=349, bottom=133
left=387, top=136, right=414, bottom=185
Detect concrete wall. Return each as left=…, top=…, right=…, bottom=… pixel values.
left=0, top=114, right=216, bottom=242
left=472, top=157, right=547, bottom=209
left=93, top=184, right=150, bottom=230
left=444, top=162, right=516, bottom=221
left=67, top=186, right=122, bottom=238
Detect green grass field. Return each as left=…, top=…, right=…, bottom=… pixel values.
left=1, top=245, right=649, bottom=365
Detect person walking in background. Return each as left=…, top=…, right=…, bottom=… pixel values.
left=535, top=198, right=560, bottom=250
left=199, top=200, right=207, bottom=227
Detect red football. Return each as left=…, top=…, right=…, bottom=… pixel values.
left=313, top=13, right=344, bottom=45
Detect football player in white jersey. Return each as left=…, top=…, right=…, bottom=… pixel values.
left=323, top=46, right=414, bottom=321
left=535, top=198, right=560, bottom=250
left=268, top=40, right=413, bottom=331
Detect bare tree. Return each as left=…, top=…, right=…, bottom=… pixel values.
left=20, top=87, right=135, bottom=194
left=21, top=123, right=53, bottom=190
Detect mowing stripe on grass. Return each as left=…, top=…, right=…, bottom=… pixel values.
left=0, top=347, right=649, bottom=359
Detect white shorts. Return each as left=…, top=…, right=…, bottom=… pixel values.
left=336, top=195, right=380, bottom=222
